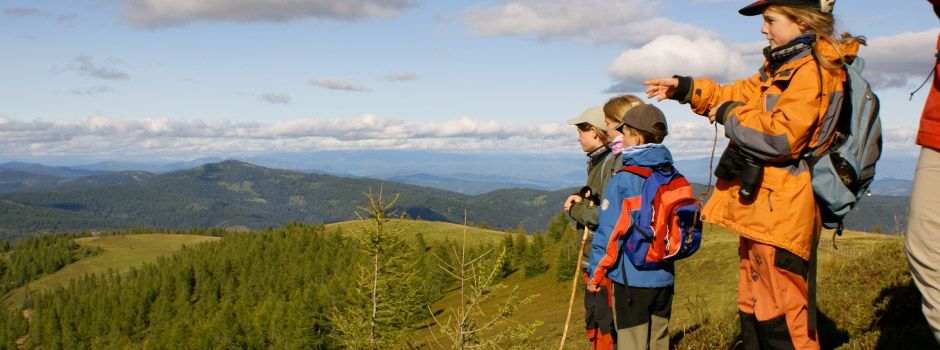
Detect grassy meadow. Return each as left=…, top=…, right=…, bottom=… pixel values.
left=1, top=220, right=935, bottom=349
left=410, top=223, right=932, bottom=349
left=325, top=219, right=512, bottom=247
left=2, top=234, right=220, bottom=309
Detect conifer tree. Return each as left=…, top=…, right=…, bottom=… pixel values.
left=555, top=232, right=578, bottom=282
left=428, top=216, right=541, bottom=349
left=501, top=232, right=513, bottom=253
left=330, top=188, right=424, bottom=349
left=547, top=211, right=570, bottom=243
left=523, top=232, right=547, bottom=279
left=512, top=230, right=527, bottom=267
left=498, top=232, right=515, bottom=277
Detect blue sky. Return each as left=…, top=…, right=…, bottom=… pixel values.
left=1, top=0, right=937, bottom=165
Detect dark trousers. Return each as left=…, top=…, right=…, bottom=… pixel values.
left=585, top=274, right=615, bottom=349
left=611, top=283, right=673, bottom=350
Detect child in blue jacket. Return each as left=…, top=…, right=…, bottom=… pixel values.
left=586, top=104, right=674, bottom=350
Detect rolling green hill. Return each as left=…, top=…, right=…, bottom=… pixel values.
left=1, top=221, right=930, bottom=349
left=325, top=219, right=510, bottom=247
left=0, top=160, right=911, bottom=242
left=0, top=169, right=60, bottom=192
left=0, top=160, right=574, bottom=241
left=2, top=234, right=219, bottom=308
left=0, top=200, right=113, bottom=241
left=29, top=171, right=157, bottom=192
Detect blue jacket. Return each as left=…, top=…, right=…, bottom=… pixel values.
left=587, top=144, right=675, bottom=288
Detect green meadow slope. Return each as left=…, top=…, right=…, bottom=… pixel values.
left=411, top=224, right=930, bottom=349
left=324, top=219, right=510, bottom=247
left=1, top=222, right=932, bottom=349
left=3, top=234, right=219, bottom=308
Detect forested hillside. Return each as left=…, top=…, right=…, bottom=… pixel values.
left=1, top=216, right=933, bottom=348
left=0, top=218, right=525, bottom=348
left=0, top=161, right=572, bottom=241
left=0, top=169, right=60, bottom=192
left=26, top=171, right=157, bottom=192
left=0, top=160, right=909, bottom=242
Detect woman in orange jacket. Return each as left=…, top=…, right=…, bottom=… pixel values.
left=644, top=1, right=863, bottom=348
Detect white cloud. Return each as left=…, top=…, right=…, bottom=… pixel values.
left=308, top=78, right=373, bottom=92
left=603, top=27, right=940, bottom=93
left=3, top=8, right=41, bottom=17
left=461, top=0, right=711, bottom=45
left=258, top=93, right=291, bottom=105
left=0, top=114, right=587, bottom=158
left=605, top=35, right=750, bottom=92
left=0, top=114, right=919, bottom=161
left=858, top=28, right=939, bottom=90
left=118, top=0, right=416, bottom=28
left=883, top=127, right=918, bottom=150
left=57, top=14, right=77, bottom=22
left=64, top=86, right=115, bottom=96
left=61, top=55, right=130, bottom=80
left=380, top=71, right=420, bottom=82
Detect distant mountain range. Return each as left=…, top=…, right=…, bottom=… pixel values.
left=0, top=161, right=574, bottom=241
left=0, top=149, right=917, bottom=195
left=0, top=159, right=912, bottom=242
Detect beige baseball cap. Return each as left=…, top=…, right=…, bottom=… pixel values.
left=566, top=106, right=606, bottom=131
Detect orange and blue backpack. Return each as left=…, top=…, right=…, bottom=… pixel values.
left=617, top=165, right=703, bottom=270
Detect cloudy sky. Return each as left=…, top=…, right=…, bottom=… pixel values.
left=1, top=0, right=937, bottom=164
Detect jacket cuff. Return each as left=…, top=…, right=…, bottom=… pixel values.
left=715, top=101, right=746, bottom=125
left=568, top=201, right=586, bottom=225
left=672, top=75, right=694, bottom=104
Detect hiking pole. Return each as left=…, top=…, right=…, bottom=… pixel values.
left=560, top=224, right=591, bottom=350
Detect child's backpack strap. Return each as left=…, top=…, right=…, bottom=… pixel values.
left=619, top=165, right=654, bottom=178
left=614, top=165, right=653, bottom=305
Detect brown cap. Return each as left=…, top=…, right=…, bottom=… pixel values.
left=616, top=104, right=668, bottom=137
left=738, top=0, right=833, bottom=16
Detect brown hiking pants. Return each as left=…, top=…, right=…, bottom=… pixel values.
left=610, top=283, right=672, bottom=350
left=738, top=238, right=819, bottom=350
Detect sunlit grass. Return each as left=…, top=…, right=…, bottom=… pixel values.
left=3, top=234, right=219, bottom=308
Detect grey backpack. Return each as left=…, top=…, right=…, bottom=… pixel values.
left=807, top=56, right=883, bottom=231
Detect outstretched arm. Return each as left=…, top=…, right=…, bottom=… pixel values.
left=644, top=78, right=679, bottom=102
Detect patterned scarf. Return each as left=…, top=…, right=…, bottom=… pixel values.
left=763, top=33, right=815, bottom=73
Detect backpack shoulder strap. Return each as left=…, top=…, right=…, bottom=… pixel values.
left=618, top=165, right=653, bottom=178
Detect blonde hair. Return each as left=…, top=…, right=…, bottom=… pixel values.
left=576, top=123, right=609, bottom=144
left=767, top=5, right=866, bottom=71
left=603, top=95, right=644, bottom=123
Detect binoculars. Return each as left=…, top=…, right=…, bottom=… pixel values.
left=715, top=145, right=764, bottom=201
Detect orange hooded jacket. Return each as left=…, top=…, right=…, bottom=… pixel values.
left=679, top=39, right=860, bottom=260
left=918, top=31, right=940, bottom=151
